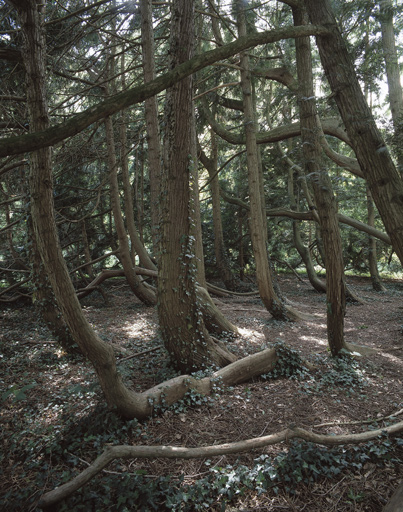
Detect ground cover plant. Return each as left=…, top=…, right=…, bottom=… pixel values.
left=1, top=274, right=402, bottom=511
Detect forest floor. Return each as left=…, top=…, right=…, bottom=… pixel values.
left=1, top=273, right=403, bottom=511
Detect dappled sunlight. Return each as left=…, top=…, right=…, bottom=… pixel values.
left=381, top=352, right=403, bottom=367
left=238, top=326, right=265, bottom=344
left=299, top=334, right=327, bottom=346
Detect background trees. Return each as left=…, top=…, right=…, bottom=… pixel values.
left=0, top=0, right=401, bottom=384
left=1, top=0, right=403, bottom=509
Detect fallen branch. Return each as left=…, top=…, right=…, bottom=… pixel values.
left=38, top=419, right=403, bottom=508
left=117, top=346, right=163, bottom=363
left=314, top=407, right=403, bottom=428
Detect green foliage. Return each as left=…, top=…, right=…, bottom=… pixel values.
left=1, top=382, right=37, bottom=403
left=300, top=352, right=371, bottom=396
left=261, top=340, right=309, bottom=380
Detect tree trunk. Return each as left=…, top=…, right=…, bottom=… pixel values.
left=104, top=114, right=156, bottom=305
left=293, top=6, right=347, bottom=355
left=379, top=0, right=403, bottom=177
left=28, top=215, right=79, bottom=353
left=304, top=0, right=403, bottom=267
left=140, top=0, right=162, bottom=254
left=157, top=0, right=236, bottom=373
left=367, top=187, right=386, bottom=291
left=119, top=57, right=156, bottom=272
left=236, top=1, right=291, bottom=321
left=199, top=137, right=240, bottom=291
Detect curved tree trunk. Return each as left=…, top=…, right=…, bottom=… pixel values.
left=28, top=215, right=79, bottom=353
left=104, top=114, right=156, bottom=305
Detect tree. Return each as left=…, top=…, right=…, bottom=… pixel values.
left=304, top=0, right=403, bottom=267
left=378, top=0, right=403, bottom=176
left=157, top=0, right=236, bottom=372
left=293, top=5, right=347, bottom=355
left=235, top=0, right=293, bottom=321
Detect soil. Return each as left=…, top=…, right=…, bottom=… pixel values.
left=1, top=274, right=402, bottom=511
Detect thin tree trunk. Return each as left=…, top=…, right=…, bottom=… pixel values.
left=379, top=0, right=403, bottom=176
left=104, top=114, right=156, bottom=305
left=236, top=1, right=291, bottom=321
left=304, top=0, right=403, bottom=267
left=287, top=167, right=326, bottom=292
left=199, top=137, right=240, bottom=291
left=140, top=0, right=161, bottom=254
left=119, top=54, right=156, bottom=271
left=81, top=220, right=94, bottom=278
left=367, top=186, right=386, bottom=291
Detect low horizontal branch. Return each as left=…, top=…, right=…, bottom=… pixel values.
left=38, top=419, right=403, bottom=508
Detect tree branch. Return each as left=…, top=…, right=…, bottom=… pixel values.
left=0, top=24, right=330, bottom=157
left=38, top=419, right=403, bottom=508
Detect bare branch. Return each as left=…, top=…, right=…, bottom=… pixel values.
left=38, top=419, right=403, bottom=508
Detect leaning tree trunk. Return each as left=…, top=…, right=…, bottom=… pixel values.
left=28, top=215, right=79, bottom=353
left=103, top=34, right=156, bottom=304
left=157, top=0, right=236, bottom=373
left=293, top=6, right=347, bottom=355
left=104, top=113, right=156, bottom=305
left=304, top=0, right=403, bottom=267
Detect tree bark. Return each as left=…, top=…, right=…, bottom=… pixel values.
left=157, top=0, right=236, bottom=373
left=236, top=1, right=291, bottom=321
left=140, top=0, right=162, bottom=253
left=304, top=0, right=403, bottom=267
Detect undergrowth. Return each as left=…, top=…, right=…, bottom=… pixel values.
left=1, top=320, right=402, bottom=511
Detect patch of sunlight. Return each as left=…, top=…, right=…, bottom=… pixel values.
left=238, top=327, right=263, bottom=338
left=124, top=323, right=145, bottom=337
left=381, top=352, right=403, bottom=366
left=300, top=334, right=327, bottom=345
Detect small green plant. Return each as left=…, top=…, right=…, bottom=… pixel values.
left=261, top=340, right=309, bottom=380
left=1, top=382, right=37, bottom=403
left=300, top=352, right=370, bottom=395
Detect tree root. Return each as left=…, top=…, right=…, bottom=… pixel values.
left=38, top=419, right=403, bottom=509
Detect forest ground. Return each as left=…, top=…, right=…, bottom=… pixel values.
left=1, top=273, right=402, bottom=511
